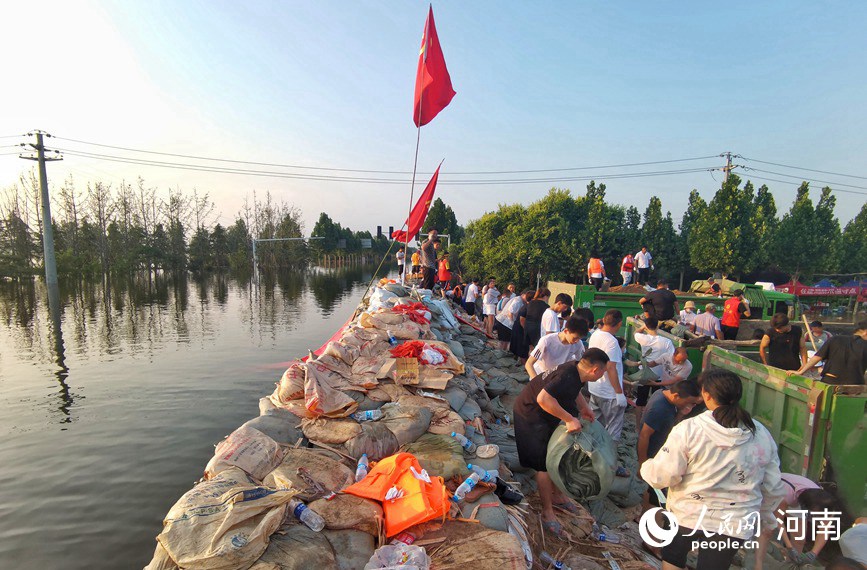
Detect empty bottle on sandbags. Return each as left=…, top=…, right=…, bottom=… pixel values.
left=355, top=454, right=369, bottom=483
left=450, top=432, right=477, bottom=454
left=539, top=551, right=571, bottom=570
left=451, top=472, right=480, bottom=503
left=288, top=499, right=325, bottom=532
left=466, top=464, right=498, bottom=483
left=352, top=409, right=383, bottom=422
left=387, top=330, right=398, bottom=346
left=591, top=522, right=621, bottom=543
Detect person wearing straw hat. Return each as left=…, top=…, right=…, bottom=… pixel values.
left=678, top=300, right=698, bottom=333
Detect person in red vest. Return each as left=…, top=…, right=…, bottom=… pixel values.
left=620, top=253, right=635, bottom=285
left=720, top=289, right=751, bottom=340
left=587, top=252, right=606, bottom=290
left=437, top=249, right=452, bottom=295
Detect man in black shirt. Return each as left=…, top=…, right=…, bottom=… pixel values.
left=639, top=279, right=679, bottom=321
left=513, top=348, right=609, bottom=536
left=760, top=313, right=807, bottom=371
left=420, top=229, right=438, bottom=290
left=789, top=319, right=867, bottom=385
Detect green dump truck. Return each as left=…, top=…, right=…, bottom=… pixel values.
left=702, top=345, right=867, bottom=517
left=548, top=282, right=798, bottom=324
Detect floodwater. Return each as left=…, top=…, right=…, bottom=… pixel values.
left=0, top=266, right=383, bottom=569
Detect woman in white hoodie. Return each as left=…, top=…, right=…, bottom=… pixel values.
left=640, top=369, right=785, bottom=570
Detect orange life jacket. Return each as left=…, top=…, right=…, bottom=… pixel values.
left=344, top=452, right=449, bottom=537
left=721, top=297, right=742, bottom=327
left=589, top=258, right=603, bottom=275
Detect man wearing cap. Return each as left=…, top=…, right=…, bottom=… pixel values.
left=679, top=301, right=698, bottom=332
left=721, top=289, right=751, bottom=340
left=693, top=303, right=723, bottom=339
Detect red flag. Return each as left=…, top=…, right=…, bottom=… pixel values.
left=413, top=6, right=456, bottom=127
left=392, top=166, right=441, bottom=242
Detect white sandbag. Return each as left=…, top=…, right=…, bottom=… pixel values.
left=264, top=449, right=354, bottom=502
left=242, top=411, right=303, bottom=445
left=274, top=361, right=306, bottom=403
left=144, top=543, right=179, bottom=570
left=304, top=355, right=358, bottom=418
left=157, top=467, right=295, bottom=570
left=205, top=426, right=284, bottom=481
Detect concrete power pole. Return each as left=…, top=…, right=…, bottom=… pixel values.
left=723, top=151, right=733, bottom=183
left=21, top=131, right=62, bottom=286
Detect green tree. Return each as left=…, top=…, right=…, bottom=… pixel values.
left=689, top=174, right=756, bottom=277
left=311, top=212, right=340, bottom=252
left=226, top=218, right=251, bottom=271
left=749, top=184, right=778, bottom=270
left=840, top=203, right=867, bottom=273
left=581, top=181, right=623, bottom=267
left=211, top=224, right=229, bottom=269
left=422, top=198, right=464, bottom=244
left=640, top=196, right=679, bottom=281
left=188, top=226, right=211, bottom=271
left=772, top=183, right=842, bottom=280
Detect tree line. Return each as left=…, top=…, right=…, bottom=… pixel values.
left=0, top=174, right=309, bottom=277
left=453, top=175, right=867, bottom=289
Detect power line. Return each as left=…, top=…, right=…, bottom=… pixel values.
left=56, top=147, right=719, bottom=185
left=0, top=134, right=25, bottom=140
left=741, top=167, right=867, bottom=191
left=741, top=156, right=867, bottom=181
left=52, top=135, right=720, bottom=175
left=736, top=172, right=867, bottom=196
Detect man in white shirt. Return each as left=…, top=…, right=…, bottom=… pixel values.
left=633, top=317, right=675, bottom=423
left=463, top=278, right=480, bottom=320
left=588, top=309, right=628, bottom=441
left=540, top=293, right=573, bottom=338
left=526, top=316, right=589, bottom=377
left=635, top=246, right=652, bottom=285
left=648, top=348, right=694, bottom=386
left=396, top=249, right=405, bottom=276
left=693, top=303, right=722, bottom=339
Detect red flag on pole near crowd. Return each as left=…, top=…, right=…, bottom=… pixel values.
left=392, top=165, right=441, bottom=242
left=413, top=6, right=456, bottom=127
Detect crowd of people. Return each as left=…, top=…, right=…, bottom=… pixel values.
left=396, top=231, right=866, bottom=567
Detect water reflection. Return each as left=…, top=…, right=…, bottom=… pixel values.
left=0, top=266, right=384, bottom=427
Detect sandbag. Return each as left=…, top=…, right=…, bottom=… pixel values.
left=323, top=529, right=376, bottom=570
left=301, top=417, right=361, bottom=445
left=440, top=386, right=468, bottom=412
left=274, top=361, right=306, bottom=403
left=627, top=359, right=659, bottom=385
left=205, top=426, right=285, bottom=481
left=459, top=493, right=509, bottom=532
left=376, top=383, right=412, bottom=402
left=313, top=353, right=353, bottom=379
left=322, top=340, right=360, bottom=365
left=379, top=403, right=432, bottom=446
left=546, top=421, right=617, bottom=502
left=264, top=449, right=354, bottom=502
left=383, top=283, right=409, bottom=297
left=249, top=521, right=338, bottom=570
left=304, top=358, right=358, bottom=418
left=397, top=393, right=450, bottom=411
left=242, top=410, right=303, bottom=445
left=259, top=396, right=278, bottom=416
left=401, top=433, right=468, bottom=480
left=144, top=543, right=179, bottom=570
left=457, top=397, right=482, bottom=421
left=485, top=423, right=522, bottom=472
left=308, top=494, right=382, bottom=536
left=158, top=467, right=296, bottom=570
left=344, top=422, right=400, bottom=461
left=446, top=340, right=465, bottom=359
left=427, top=407, right=466, bottom=436
left=425, top=521, right=526, bottom=570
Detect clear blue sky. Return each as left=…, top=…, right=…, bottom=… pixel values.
left=1, top=0, right=865, bottom=232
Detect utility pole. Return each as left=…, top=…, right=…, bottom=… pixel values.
left=722, top=151, right=733, bottom=183
left=21, top=131, right=62, bottom=286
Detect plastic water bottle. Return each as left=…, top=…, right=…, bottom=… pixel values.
left=450, top=432, right=477, bottom=454
left=355, top=454, right=369, bottom=483
left=289, top=499, right=325, bottom=532
left=467, top=464, right=498, bottom=483
left=591, top=522, right=621, bottom=543
left=352, top=409, right=383, bottom=422
left=387, top=329, right=398, bottom=346
left=539, top=551, right=571, bottom=570
left=451, top=472, right=481, bottom=503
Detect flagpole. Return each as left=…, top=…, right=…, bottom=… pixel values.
left=402, top=9, right=430, bottom=286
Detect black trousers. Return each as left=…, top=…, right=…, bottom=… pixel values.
left=421, top=266, right=436, bottom=290
left=662, top=527, right=743, bottom=569
left=637, top=267, right=650, bottom=284
left=721, top=325, right=739, bottom=340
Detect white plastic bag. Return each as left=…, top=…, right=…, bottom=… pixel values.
left=364, top=544, right=431, bottom=569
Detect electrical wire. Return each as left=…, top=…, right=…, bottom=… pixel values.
left=741, top=167, right=867, bottom=191
left=736, top=172, right=867, bottom=196
left=52, top=135, right=720, bottom=176
left=741, top=156, right=867, bottom=181
left=55, top=147, right=719, bottom=185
